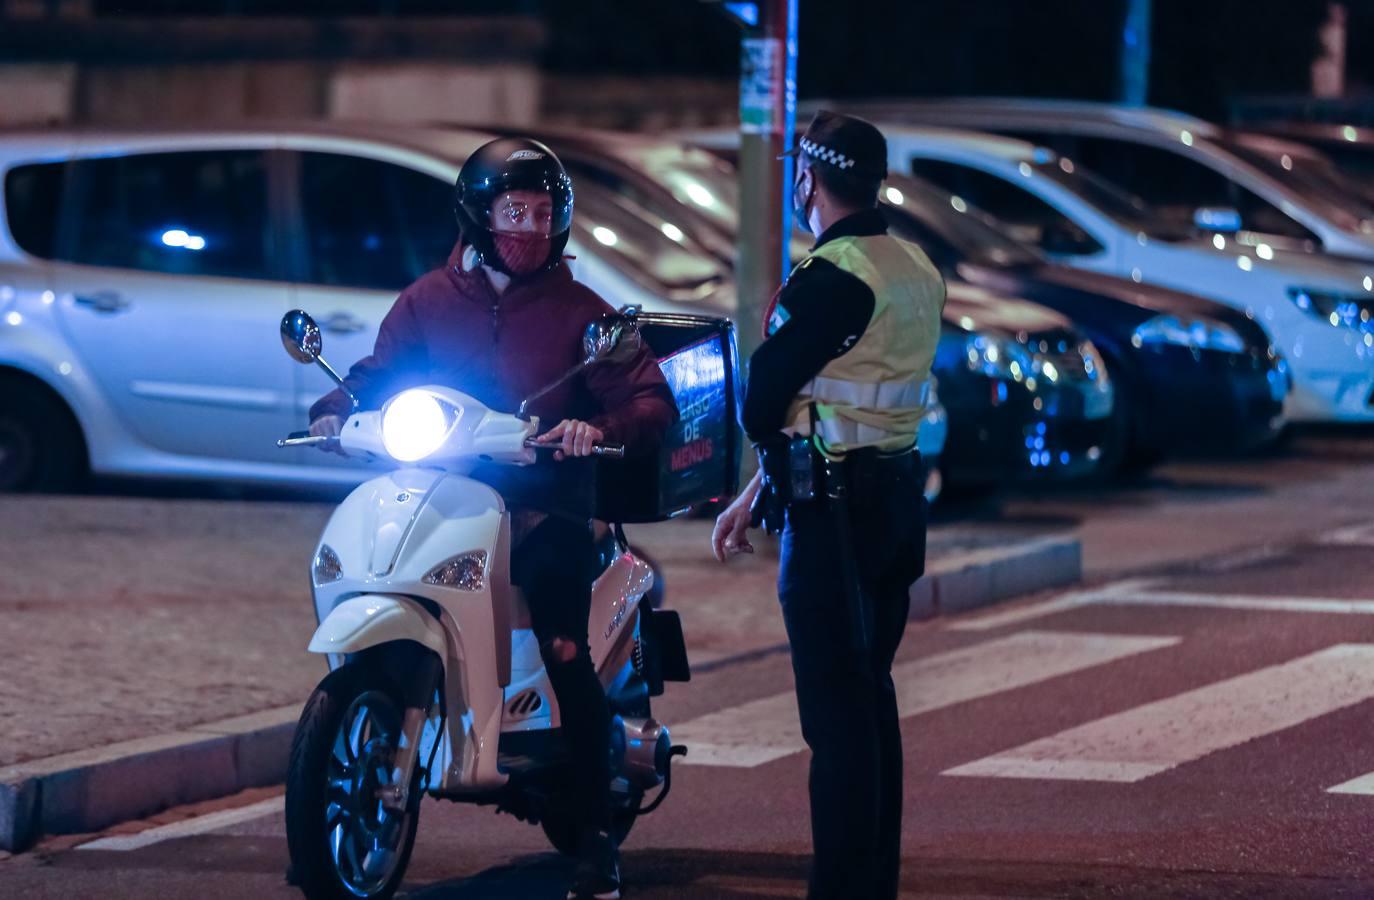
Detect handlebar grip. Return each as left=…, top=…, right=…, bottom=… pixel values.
left=277, top=434, right=338, bottom=448
left=524, top=438, right=625, bottom=459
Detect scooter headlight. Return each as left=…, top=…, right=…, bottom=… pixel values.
left=381, top=390, right=454, bottom=462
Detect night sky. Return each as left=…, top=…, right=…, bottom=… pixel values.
left=88, top=1, right=1374, bottom=123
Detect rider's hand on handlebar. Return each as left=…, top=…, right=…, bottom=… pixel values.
left=535, top=419, right=605, bottom=460
left=309, top=415, right=345, bottom=454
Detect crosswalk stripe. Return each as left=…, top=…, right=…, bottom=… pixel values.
left=676, top=630, right=1179, bottom=768
left=77, top=796, right=283, bottom=851
left=1320, top=521, right=1374, bottom=546
left=944, top=579, right=1155, bottom=632
left=1327, top=772, right=1374, bottom=795
left=947, top=582, right=1374, bottom=632
left=944, top=644, right=1374, bottom=783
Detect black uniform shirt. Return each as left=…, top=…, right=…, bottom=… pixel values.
left=742, top=208, right=888, bottom=443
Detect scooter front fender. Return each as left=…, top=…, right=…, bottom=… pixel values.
left=308, top=595, right=447, bottom=657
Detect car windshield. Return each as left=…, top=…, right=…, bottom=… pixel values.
left=1223, top=135, right=1374, bottom=233
left=1032, top=159, right=1196, bottom=241
left=570, top=181, right=727, bottom=301
left=633, top=146, right=742, bottom=234
left=880, top=174, right=1043, bottom=267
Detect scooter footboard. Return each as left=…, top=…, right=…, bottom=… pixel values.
left=307, top=594, right=447, bottom=657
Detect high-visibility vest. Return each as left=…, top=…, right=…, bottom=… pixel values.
left=778, top=233, right=945, bottom=456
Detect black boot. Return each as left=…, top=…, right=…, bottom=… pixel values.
left=566, top=829, right=621, bottom=899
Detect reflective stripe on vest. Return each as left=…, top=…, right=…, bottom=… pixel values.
left=806, top=374, right=933, bottom=412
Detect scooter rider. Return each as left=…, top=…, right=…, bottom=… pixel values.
left=711, top=111, right=945, bottom=900
left=308, top=137, right=676, bottom=900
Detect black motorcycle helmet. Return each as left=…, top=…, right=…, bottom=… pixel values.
left=453, top=137, right=574, bottom=277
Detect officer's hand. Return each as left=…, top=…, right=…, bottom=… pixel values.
left=309, top=415, right=346, bottom=455
left=711, top=498, right=755, bottom=562
left=535, top=419, right=605, bottom=460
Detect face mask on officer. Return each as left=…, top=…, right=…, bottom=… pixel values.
left=490, top=190, right=555, bottom=275
left=792, top=165, right=817, bottom=234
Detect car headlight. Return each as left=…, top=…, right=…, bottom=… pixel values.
left=1130, top=315, right=1247, bottom=354
left=381, top=389, right=455, bottom=462
left=1287, top=287, right=1374, bottom=330
left=313, top=544, right=343, bottom=585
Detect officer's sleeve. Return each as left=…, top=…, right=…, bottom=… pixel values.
left=742, top=258, right=876, bottom=443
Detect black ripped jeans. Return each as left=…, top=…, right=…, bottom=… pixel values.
left=510, top=514, right=612, bottom=836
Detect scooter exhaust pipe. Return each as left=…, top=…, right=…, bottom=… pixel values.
left=612, top=716, right=673, bottom=789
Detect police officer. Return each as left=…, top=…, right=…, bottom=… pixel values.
left=711, top=111, right=945, bottom=900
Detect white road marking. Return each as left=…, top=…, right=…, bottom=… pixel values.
left=676, top=630, right=1178, bottom=768
left=1327, top=772, right=1374, bottom=795
left=1320, top=521, right=1374, bottom=547
left=77, top=796, right=283, bottom=851
left=1095, top=590, right=1374, bottom=616
left=944, top=580, right=1156, bottom=631
left=945, top=644, right=1374, bottom=783
left=948, top=581, right=1374, bottom=631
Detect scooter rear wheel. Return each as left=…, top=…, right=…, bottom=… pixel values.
left=539, top=793, right=641, bottom=857
left=286, top=664, right=420, bottom=900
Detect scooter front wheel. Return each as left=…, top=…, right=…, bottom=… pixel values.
left=286, top=664, right=420, bottom=900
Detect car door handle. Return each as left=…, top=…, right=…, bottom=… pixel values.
left=73, top=291, right=131, bottom=314
left=318, top=312, right=367, bottom=334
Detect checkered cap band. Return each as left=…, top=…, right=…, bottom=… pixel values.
left=800, top=137, right=856, bottom=170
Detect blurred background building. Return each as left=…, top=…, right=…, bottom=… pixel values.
left=2, top=1, right=1373, bottom=129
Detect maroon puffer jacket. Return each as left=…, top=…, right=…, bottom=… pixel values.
left=310, top=245, right=677, bottom=456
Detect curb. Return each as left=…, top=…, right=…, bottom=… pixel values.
left=910, top=533, right=1082, bottom=620
left=0, top=533, right=1081, bottom=853
left=0, top=706, right=298, bottom=852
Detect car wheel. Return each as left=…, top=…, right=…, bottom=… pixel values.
left=0, top=380, right=85, bottom=493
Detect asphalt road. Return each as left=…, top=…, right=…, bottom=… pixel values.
left=3, top=427, right=1373, bottom=899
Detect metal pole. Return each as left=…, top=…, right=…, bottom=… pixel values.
left=1119, top=0, right=1152, bottom=106
left=735, top=0, right=795, bottom=360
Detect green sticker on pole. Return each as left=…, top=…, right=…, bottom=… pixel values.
left=740, top=37, right=783, bottom=134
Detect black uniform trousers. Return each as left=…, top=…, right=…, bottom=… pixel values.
left=777, top=450, right=927, bottom=900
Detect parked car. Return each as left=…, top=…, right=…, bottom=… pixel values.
left=939, top=281, right=1113, bottom=485
left=684, top=127, right=1291, bottom=471
left=878, top=173, right=1285, bottom=468
left=878, top=126, right=1371, bottom=424
left=0, top=123, right=739, bottom=491
left=827, top=98, right=1374, bottom=260
left=1242, top=122, right=1374, bottom=203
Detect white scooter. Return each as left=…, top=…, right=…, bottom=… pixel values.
left=277, top=310, right=692, bottom=900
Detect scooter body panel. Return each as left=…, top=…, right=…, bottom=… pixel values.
left=307, top=594, right=447, bottom=656
left=310, top=468, right=655, bottom=795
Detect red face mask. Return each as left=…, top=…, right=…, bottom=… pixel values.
left=493, top=231, right=552, bottom=275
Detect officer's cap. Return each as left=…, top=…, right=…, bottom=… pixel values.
left=781, top=110, right=888, bottom=181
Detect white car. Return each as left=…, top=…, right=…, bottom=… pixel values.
left=880, top=126, right=1374, bottom=423
left=0, top=124, right=733, bottom=491
left=0, top=122, right=946, bottom=491
left=834, top=98, right=1374, bottom=260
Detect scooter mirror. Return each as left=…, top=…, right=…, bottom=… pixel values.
left=516, top=315, right=645, bottom=420
left=281, top=310, right=323, bottom=364
left=279, top=309, right=359, bottom=410
left=582, top=314, right=643, bottom=366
